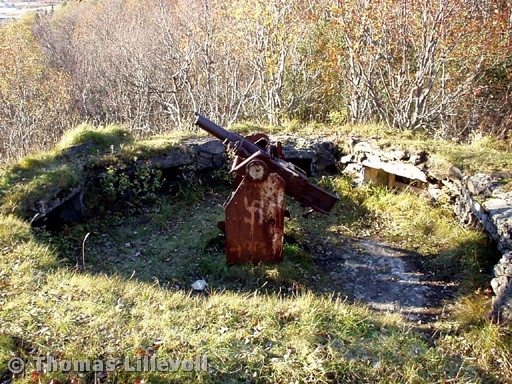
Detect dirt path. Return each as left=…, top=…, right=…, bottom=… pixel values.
left=315, top=238, right=455, bottom=322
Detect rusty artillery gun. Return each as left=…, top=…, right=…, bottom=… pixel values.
left=194, top=113, right=339, bottom=264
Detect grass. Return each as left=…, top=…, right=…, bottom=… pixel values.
left=0, top=121, right=511, bottom=383
left=46, top=180, right=317, bottom=293
left=1, top=173, right=508, bottom=383
left=56, top=123, right=133, bottom=151
left=231, top=119, right=341, bottom=138
left=0, top=124, right=201, bottom=220
left=0, top=182, right=510, bottom=383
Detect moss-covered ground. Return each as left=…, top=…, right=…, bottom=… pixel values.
left=0, top=122, right=511, bottom=383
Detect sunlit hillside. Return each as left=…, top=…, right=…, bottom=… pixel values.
left=0, top=0, right=510, bottom=162
left=0, top=1, right=511, bottom=383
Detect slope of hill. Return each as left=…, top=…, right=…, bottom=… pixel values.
left=0, top=124, right=510, bottom=383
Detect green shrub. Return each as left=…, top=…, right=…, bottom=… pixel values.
left=100, top=158, right=162, bottom=208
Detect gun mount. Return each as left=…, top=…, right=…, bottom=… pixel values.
left=194, top=113, right=338, bottom=264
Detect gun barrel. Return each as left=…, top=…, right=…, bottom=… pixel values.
left=194, top=112, right=231, bottom=142
left=195, top=112, right=262, bottom=157
left=194, top=112, right=339, bottom=214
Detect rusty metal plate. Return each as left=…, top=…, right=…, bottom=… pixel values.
left=225, top=173, right=285, bottom=264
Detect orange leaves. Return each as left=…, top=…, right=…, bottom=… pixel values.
left=0, top=20, right=74, bottom=160
left=307, top=0, right=512, bottom=133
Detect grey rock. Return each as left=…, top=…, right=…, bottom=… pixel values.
left=361, top=159, right=428, bottom=183
left=353, top=141, right=374, bottom=154
left=427, top=184, right=441, bottom=200
left=312, top=141, right=339, bottom=173
left=467, top=173, right=495, bottom=196
left=32, top=186, right=86, bottom=227
left=196, top=140, right=226, bottom=156
left=490, top=252, right=512, bottom=322
left=271, top=135, right=340, bottom=176
left=340, top=154, right=354, bottom=164
left=342, top=163, right=364, bottom=182
left=413, top=151, right=428, bottom=166
left=149, top=148, right=194, bottom=169
left=494, top=255, right=512, bottom=277
left=281, top=146, right=314, bottom=160
left=186, top=139, right=228, bottom=171
left=448, top=166, right=464, bottom=181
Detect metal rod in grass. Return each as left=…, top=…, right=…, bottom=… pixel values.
left=82, top=232, right=91, bottom=271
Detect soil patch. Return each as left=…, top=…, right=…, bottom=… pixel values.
left=314, top=237, right=456, bottom=323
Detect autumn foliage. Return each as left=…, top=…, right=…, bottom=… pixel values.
left=0, top=0, right=510, bottom=160
left=0, top=21, right=74, bottom=161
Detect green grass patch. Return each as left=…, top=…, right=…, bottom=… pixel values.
left=0, top=123, right=204, bottom=220
left=0, top=122, right=510, bottom=383
left=57, top=123, right=133, bottom=151
left=0, top=209, right=509, bottom=383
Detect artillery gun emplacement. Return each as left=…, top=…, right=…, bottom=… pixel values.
left=194, top=113, right=338, bottom=264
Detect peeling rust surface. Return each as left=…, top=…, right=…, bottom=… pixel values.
left=194, top=113, right=339, bottom=264
left=225, top=173, right=285, bottom=264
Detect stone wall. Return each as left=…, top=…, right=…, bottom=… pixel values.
left=454, top=174, right=512, bottom=322
left=340, top=140, right=512, bottom=322
left=491, top=252, right=512, bottom=322
left=26, top=134, right=512, bottom=321
left=30, top=136, right=339, bottom=227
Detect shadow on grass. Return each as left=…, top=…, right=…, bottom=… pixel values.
left=37, top=174, right=500, bottom=303
left=32, top=176, right=364, bottom=292
left=33, top=181, right=490, bottom=324
left=1, top=178, right=506, bottom=384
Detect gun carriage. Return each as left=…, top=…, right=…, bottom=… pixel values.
left=194, top=113, right=338, bottom=264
